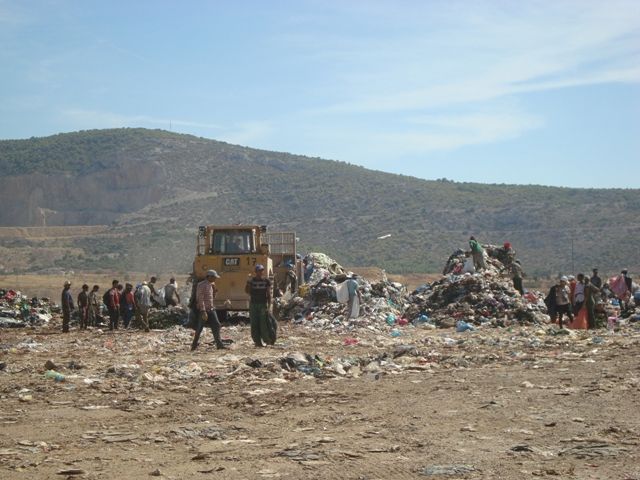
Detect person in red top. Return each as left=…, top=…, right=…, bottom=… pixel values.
left=107, top=279, right=121, bottom=331
left=120, top=283, right=136, bottom=329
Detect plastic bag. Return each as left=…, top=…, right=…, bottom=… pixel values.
left=335, top=282, right=349, bottom=304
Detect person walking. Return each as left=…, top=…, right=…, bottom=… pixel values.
left=192, top=270, right=225, bottom=351
left=136, top=282, right=152, bottom=331
left=120, top=283, right=136, bottom=329
left=245, top=264, right=275, bottom=347
left=88, top=285, right=100, bottom=327
left=105, top=280, right=121, bottom=330
left=61, top=280, right=74, bottom=333
left=77, top=284, right=90, bottom=330
left=164, top=278, right=181, bottom=307
left=469, top=236, right=486, bottom=271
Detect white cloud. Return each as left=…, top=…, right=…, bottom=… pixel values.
left=303, top=1, right=640, bottom=115
left=298, top=109, right=543, bottom=160
left=388, top=111, right=544, bottom=153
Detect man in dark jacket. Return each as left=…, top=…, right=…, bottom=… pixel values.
left=61, top=280, right=74, bottom=333
left=621, top=269, right=633, bottom=311
left=245, top=264, right=275, bottom=347
left=590, top=268, right=602, bottom=289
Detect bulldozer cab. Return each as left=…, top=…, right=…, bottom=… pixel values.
left=211, top=230, right=253, bottom=255
left=194, top=225, right=272, bottom=311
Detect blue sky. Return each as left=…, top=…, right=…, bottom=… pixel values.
left=1, top=0, right=639, bottom=188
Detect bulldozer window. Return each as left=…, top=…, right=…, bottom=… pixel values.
left=212, top=231, right=255, bottom=254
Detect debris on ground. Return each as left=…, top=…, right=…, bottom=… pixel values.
left=0, top=288, right=52, bottom=328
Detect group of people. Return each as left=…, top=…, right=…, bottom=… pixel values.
left=545, top=268, right=636, bottom=329
left=59, top=276, right=181, bottom=333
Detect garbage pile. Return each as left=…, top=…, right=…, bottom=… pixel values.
left=279, top=247, right=549, bottom=333
left=0, top=288, right=52, bottom=328
left=405, top=246, right=548, bottom=328
left=404, top=274, right=548, bottom=328
left=277, top=255, right=406, bottom=333
left=148, top=305, right=189, bottom=329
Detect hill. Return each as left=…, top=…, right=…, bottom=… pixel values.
left=0, top=128, right=638, bottom=277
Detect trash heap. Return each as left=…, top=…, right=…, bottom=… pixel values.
left=148, top=305, right=189, bottom=329
left=0, top=288, right=53, bottom=328
left=404, top=246, right=549, bottom=328
left=280, top=247, right=551, bottom=332
left=277, top=254, right=407, bottom=333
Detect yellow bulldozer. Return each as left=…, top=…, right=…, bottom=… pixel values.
left=192, top=225, right=301, bottom=313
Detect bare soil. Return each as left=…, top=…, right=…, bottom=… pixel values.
left=0, top=309, right=639, bottom=479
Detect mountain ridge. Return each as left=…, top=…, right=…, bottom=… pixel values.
left=0, top=128, right=638, bottom=276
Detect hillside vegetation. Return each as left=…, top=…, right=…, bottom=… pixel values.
left=0, top=128, right=638, bottom=277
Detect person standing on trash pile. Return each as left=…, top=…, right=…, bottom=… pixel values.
left=283, top=261, right=298, bottom=295
left=584, top=277, right=601, bottom=329
left=509, top=260, right=525, bottom=295
left=346, top=273, right=362, bottom=319
left=245, top=264, right=275, bottom=347
left=149, top=276, right=161, bottom=307
left=590, top=268, right=602, bottom=289
left=498, top=241, right=516, bottom=266
left=554, top=276, right=573, bottom=328
left=303, top=256, right=314, bottom=283
left=60, top=280, right=74, bottom=333
left=192, top=270, right=225, bottom=351
left=120, top=283, right=136, bottom=329
left=105, top=279, right=121, bottom=331
left=77, top=284, right=90, bottom=330
left=468, top=236, right=486, bottom=271
left=136, top=282, right=152, bottom=331
left=163, top=277, right=181, bottom=307
left=88, top=285, right=100, bottom=327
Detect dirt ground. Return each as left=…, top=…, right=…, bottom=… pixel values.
left=1, top=306, right=639, bottom=480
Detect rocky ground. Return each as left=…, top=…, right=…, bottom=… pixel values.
left=1, top=315, right=639, bottom=480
